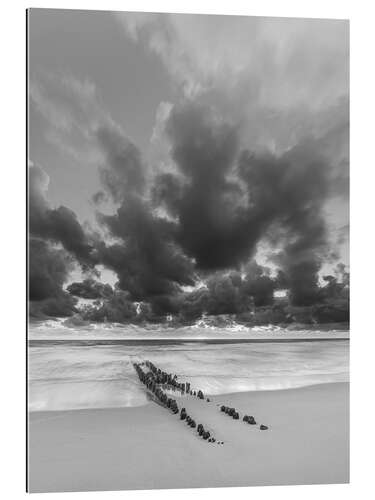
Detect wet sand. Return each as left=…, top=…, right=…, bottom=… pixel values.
left=28, top=382, right=349, bottom=493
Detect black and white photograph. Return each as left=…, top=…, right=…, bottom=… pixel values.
left=27, top=8, right=349, bottom=493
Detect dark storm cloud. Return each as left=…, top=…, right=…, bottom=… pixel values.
left=29, top=164, right=97, bottom=268
left=90, top=100, right=340, bottom=309
left=148, top=263, right=277, bottom=320
left=242, top=262, right=275, bottom=307
left=162, top=102, right=250, bottom=270
left=67, top=278, right=113, bottom=299
left=97, top=195, right=195, bottom=302
left=29, top=238, right=71, bottom=301
left=238, top=139, right=330, bottom=305
left=29, top=162, right=97, bottom=316
left=80, top=290, right=138, bottom=323
left=29, top=14, right=348, bottom=323
left=30, top=99, right=342, bottom=314
left=151, top=102, right=334, bottom=305
left=92, top=121, right=196, bottom=304
left=29, top=238, right=77, bottom=317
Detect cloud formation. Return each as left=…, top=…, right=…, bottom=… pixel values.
left=29, top=163, right=96, bottom=267
left=67, top=279, right=113, bottom=300
left=29, top=238, right=77, bottom=317
left=149, top=101, right=334, bottom=304
left=29, top=13, right=349, bottom=322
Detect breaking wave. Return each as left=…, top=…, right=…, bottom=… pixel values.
left=28, top=332, right=349, bottom=412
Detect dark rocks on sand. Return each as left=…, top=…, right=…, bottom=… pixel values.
left=197, top=390, right=204, bottom=400
left=203, top=431, right=210, bottom=440
left=220, top=405, right=226, bottom=412
left=233, top=412, right=239, bottom=420
left=243, top=415, right=249, bottom=422
left=190, top=420, right=196, bottom=428
left=206, top=398, right=210, bottom=402
left=248, top=416, right=256, bottom=425
left=260, top=425, right=268, bottom=430
left=197, top=424, right=203, bottom=433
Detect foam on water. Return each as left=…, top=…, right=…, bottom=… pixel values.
left=28, top=333, right=349, bottom=412
left=29, top=318, right=349, bottom=341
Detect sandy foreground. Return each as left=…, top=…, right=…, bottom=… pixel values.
left=28, top=382, right=349, bottom=492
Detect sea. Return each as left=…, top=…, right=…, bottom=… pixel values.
left=28, top=320, right=349, bottom=412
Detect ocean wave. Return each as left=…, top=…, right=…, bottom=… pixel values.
left=28, top=339, right=349, bottom=412
left=29, top=317, right=349, bottom=341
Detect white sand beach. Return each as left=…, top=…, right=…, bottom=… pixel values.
left=28, top=382, right=349, bottom=493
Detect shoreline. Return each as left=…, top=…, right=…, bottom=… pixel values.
left=29, top=337, right=350, bottom=346
left=28, top=382, right=349, bottom=492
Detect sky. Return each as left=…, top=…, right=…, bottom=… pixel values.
left=28, top=9, right=349, bottom=321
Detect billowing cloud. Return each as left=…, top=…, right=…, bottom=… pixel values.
left=67, top=279, right=113, bottom=299
left=29, top=238, right=77, bottom=318
left=117, top=12, right=349, bottom=259
left=97, top=195, right=195, bottom=302
left=29, top=13, right=349, bottom=322
left=29, top=163, right=97, bottom=267
left=148, top=101, right=334, bottom=305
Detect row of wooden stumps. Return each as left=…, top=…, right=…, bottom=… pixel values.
left=220, top=405, right=269, bottom=430
left=133, top=360, right=269, bottom=445
left=133, top=361, right=222, bottom=444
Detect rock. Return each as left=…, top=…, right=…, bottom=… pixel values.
left=260, top=425, right=268, bottom=430
left=220, top=405, right=226, bottom=412
left=203, top=431, right=210, bottom=440
left=248, top=416, right=256, bottom=425
left=197, top=424, right=203, bottom=433
left=233, top=412, right=239, bottom=420
left=243, top=415, right=249, bottom=422
left=191, top=420, right=196, bottom=428
left=206, top=398, right=210, bottom=402
left=197, top=390, right=204, bottom=400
